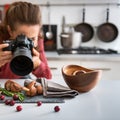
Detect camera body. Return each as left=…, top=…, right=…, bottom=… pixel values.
left=3, top=34, right=34, bottom=76
left=3, top=34, right=34, bottom=51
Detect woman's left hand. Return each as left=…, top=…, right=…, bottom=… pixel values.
left=32, top=48, right=41, bottom=69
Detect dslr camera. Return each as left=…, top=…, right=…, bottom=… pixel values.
left=3, top=34, right=34, bottom=76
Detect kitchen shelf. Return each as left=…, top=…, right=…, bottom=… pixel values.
left=0, top=3, right=120, bottom=7
left=39, top=3, right=120, bottom=7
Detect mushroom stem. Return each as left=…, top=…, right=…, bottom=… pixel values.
left=21, top=87, right=30, bottom=92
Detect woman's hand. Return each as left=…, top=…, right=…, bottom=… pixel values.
left=0, top=44, right=12, bottom=67
left=32, top=48, right=41, bottom=69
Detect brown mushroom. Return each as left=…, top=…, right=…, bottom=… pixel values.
left=35, top=84, right=43, bottom=95
left=5, top=80, right=29, bottom=92
left=5, top=80, right=11, bottom=91
left=25, top=81, right=37, bottom=97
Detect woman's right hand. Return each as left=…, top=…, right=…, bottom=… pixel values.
left=0, top=44, right=12, bottom=67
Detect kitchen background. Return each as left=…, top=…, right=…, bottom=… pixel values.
left=0, top=0, right=120, bottom=52
left=0, top=0, right=120, bottom=81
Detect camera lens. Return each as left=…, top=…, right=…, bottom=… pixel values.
left=10, top=47, right=33, bottom=76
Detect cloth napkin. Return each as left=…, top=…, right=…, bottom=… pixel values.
left=36, top=78, right=79, bottom=98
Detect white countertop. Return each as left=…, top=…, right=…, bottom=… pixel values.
left=45, top=51, right=120, bottom=61
left=0, top=78, right=120, bottom=120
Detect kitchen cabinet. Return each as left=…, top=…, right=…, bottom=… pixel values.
left=46, top=52, right=120, bottom=80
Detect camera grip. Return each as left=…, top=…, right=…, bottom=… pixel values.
left=2, top=40, right=12, bottom=51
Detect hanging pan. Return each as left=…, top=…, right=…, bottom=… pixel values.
left=74, top=8, right=94, bottom=42
left=97, top=8, right=118, bottom=42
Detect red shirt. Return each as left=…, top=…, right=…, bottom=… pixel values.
left=0, top=37, right=52, bottom=79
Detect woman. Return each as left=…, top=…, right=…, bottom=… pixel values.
left=0, top=1, right=52, bottom=79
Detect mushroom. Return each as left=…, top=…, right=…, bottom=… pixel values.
left=24, top=79, right=43, bottom=96
left=25, top=81, right=37, bottom=97
left=5, top=80, right=29, bottom=92
left=35, top=84, right=43, bottom=95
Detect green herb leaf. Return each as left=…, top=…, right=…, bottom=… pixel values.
left=0, top=87, right=25, bottom=102
left=17, top=92, right=25, bottom=102
left=0, top=88, right=14, bottom=96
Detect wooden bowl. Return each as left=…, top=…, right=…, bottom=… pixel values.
left=62, top=64, right=102, bottom=92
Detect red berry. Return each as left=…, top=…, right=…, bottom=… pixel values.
left=0, top=95, right=5, bottom=100
left=10, top=100, right=15, bottom=106
left=37, top=101, right=42, bottom=106
left=4, top=99, right=11, bottom=105
left=54, top=106, right=60, bottom=112
left=13, top=94, right=19, bottom=100
left=16, top=105, right=22, bottom=112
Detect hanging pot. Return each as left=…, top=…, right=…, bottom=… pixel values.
left=60, top=16, right=71, bottom=48
left=74, top=8, right=94, bottom=42
left=97, top=8, right=118, bottom=42
left=60, top=27, right=82, bottom=49
left=60, top=33, right=72, bottom=48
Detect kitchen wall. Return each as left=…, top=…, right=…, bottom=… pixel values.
left=0, top=0, right=120, bottom=51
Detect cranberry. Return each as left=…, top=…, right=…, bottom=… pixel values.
left=13, top=94, right=19, bottom=100
left=9, top=100, right=15, bottom=106
left=54, top=106, right=60, bottom=112
left=0, top=95, right=5, bottom=100
left=16, top=105, right=22, bottom=112
left=37, top=101, right=42, bottom=106
left=4, top=99, right=11, bottom=105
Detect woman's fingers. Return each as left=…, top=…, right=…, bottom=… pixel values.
left=0, top=50, right=12, bottom=60
left=0, top=53, right=12, bottom=60
left=32, top=48, right=39, bottom=56
left=32, top=48, right=41, bottom=69
left=0, top=44, right=12, bottom=67
left=0, top=59, right=10, bottom=67
left=0, top=55, right=12, bottom=66
left=0, top=51, right=12, bottom=56
left=0, top=44, right=9, bottom=50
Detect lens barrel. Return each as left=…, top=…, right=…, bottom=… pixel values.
left=10, top=47, right=33, bottom=76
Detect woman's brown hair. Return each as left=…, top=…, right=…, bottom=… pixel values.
left=0, top=1, right=43, bottom=43
left=4, top=1, right=41, bottom=30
